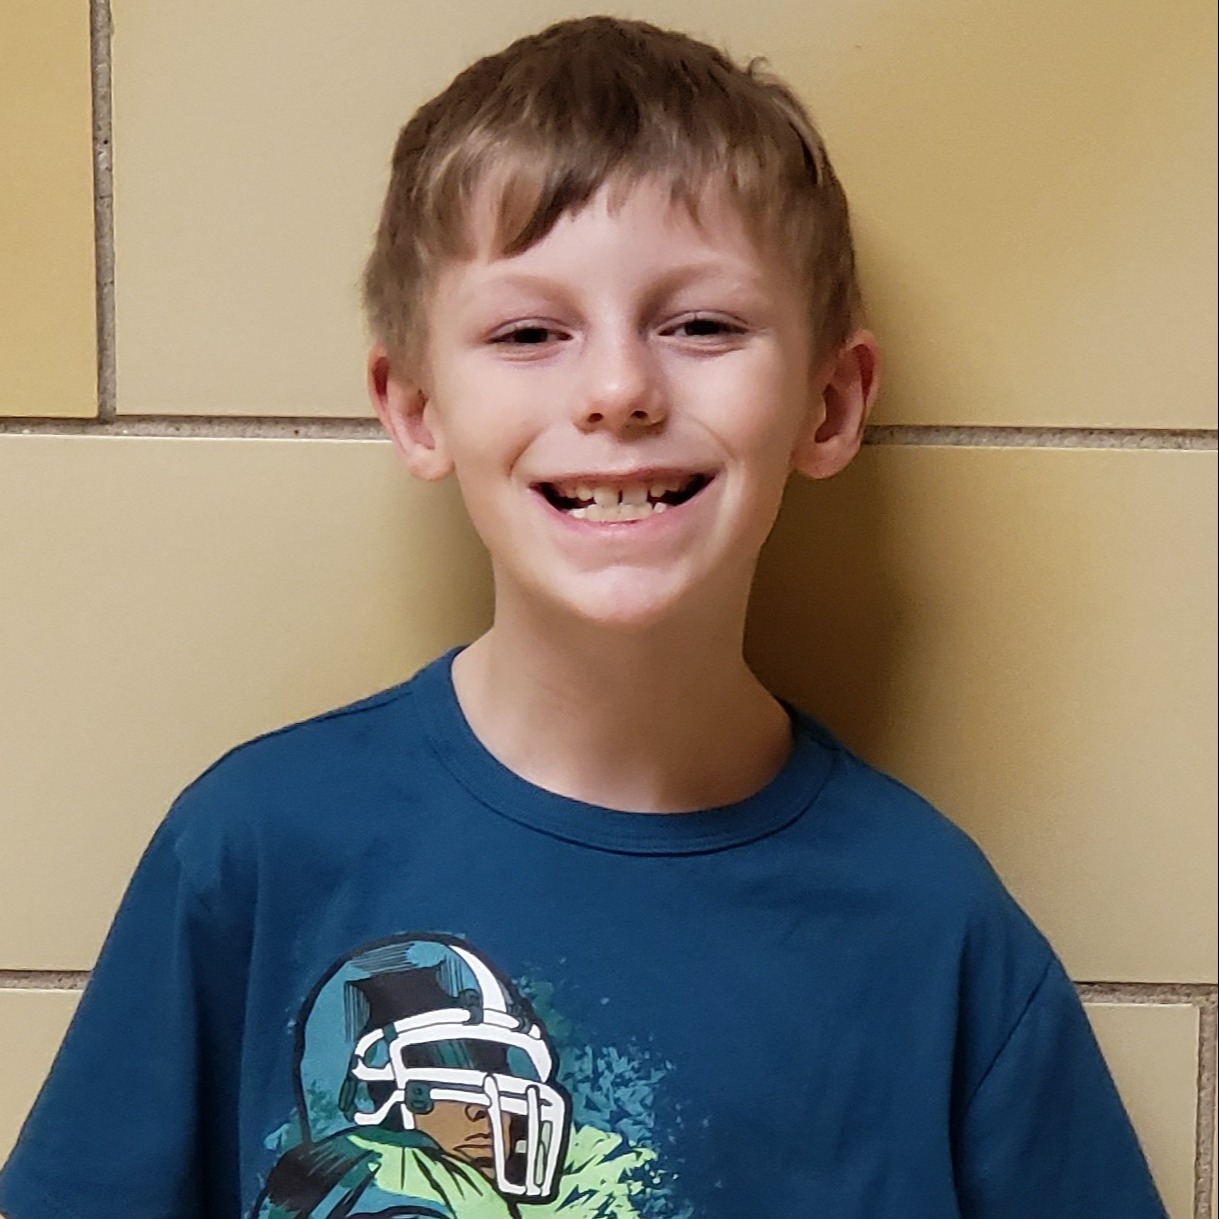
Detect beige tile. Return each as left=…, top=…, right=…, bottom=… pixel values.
left=1085, top=1003, right=1199, bottom=1219
left=2, top=440, right=1213, bottom=986
left=0, top=996, right=1196, bottom=1209
left=0, top=990, right=80, bottom=1165
left=749, top=447, right=1217, bottom=982
left=0, top=996, right=1199, bottom=1214
left=828, top=1, right=1218, bottom=429
left=0, top=999, right=1198, bottom=1208
left=0, top=1, right=96, bottom=417
left=110, top=0, right=1215, bottom=425
left=0, top=434, right=491, bottom=969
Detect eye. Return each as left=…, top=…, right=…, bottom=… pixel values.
left=665, top=315, right=747, bottom=340
left=490, top=324, right=566, bottom=346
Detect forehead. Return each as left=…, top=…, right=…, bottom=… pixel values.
left=444, top=176, right=791, bottom=300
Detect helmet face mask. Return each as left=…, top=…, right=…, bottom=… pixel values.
left=348, top=1014, right=565, bottom=1194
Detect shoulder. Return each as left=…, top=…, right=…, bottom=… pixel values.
left=795, top=714, right=1052, bottom=978
left=179, top=676, right=416, bottom=807
left=795, top=720, right=1075, bottom=1102
left=810, top=720, right=1023, bottom=909
left=153, top=661, right=442, bottom=905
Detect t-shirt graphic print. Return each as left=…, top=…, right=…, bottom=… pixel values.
left=255, top=932, right=683, bottom=1219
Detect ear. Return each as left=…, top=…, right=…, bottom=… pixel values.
left=791, top=329, right=880, bottom=480
left=367, top=344, right=453, bottom=482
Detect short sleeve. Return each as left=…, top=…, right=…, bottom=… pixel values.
left=0, top=812, right=249, bottom=1218
left=954, top=956, right=1168, bottom=1219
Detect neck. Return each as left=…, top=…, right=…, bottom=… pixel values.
left=450, top=594, right=791, bottom=813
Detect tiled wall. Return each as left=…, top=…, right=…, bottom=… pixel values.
left=2, top=0, right=1215, bottom=1213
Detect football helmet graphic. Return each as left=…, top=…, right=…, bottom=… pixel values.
left=295, top=933, right=569, bottom=1202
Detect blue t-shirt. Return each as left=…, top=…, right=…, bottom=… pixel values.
left=0, top=650, right=1165, bottom=1218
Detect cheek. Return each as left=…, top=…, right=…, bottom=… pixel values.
left=432, top=394, right=534, bottom=476
left=707, top=400, right=807, bottom=473
left=683, top=353, right=807, bottom=442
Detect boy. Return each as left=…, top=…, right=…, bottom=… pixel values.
left=0, top=16, right=1167, bottom=1218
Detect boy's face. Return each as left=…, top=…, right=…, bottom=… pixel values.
left=373, top=179, right=872, bottom=633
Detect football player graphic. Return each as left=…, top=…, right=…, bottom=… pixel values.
left=254, top=934, right=571, bottom=1219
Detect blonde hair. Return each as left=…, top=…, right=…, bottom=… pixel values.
left=363, top=16, right=860, bottom=365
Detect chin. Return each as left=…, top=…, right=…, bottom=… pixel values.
left=550, top=576, right=695, bottom=634
left=573, top=604, right=675, bottom=634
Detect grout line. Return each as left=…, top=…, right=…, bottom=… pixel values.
left=0, top=971, right=90, bottom=992
left=865, top=424, right=1218, bottom=451
left=0, top=972, right=1208, bottom=1001
left=1, top=416, right=1217, bottom=448
left=90, top=0, right=116, bottom=422
left=1195, top=992, right=1217, bottom=1219
left=1076, top=982, right=1219, bottom=1006
left=0, top=415, right=386, bottom=440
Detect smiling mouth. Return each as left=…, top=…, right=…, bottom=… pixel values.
left=537, top=473, right=711, bottom=522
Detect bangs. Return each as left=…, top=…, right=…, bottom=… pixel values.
left=421, top=111, right=815, bottom=272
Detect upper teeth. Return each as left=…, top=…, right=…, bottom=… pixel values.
left=555, top=479, right=687, bottom=506
left=549, top=478, right=695, bottom=522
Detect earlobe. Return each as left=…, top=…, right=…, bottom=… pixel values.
left=791, top=329, right=880, bottom=481
left=367, top=345, right=453, bottom=482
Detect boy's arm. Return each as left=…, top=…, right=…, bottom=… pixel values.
left=954, top=956, right=1168, bottom=1219
left=0, top=809, right=248, bottom=1218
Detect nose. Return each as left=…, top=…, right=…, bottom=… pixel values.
left=575, top=331, right=667, bottom=434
